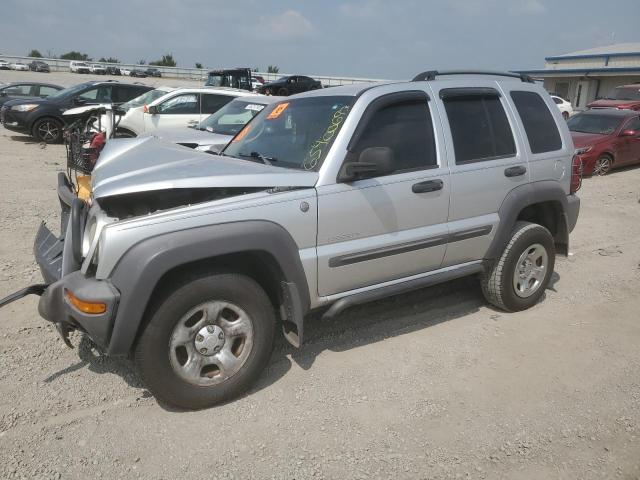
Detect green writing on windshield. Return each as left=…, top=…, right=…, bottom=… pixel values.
left=303, top=105, right=350, bottom=170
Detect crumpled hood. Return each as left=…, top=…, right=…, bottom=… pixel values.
left=143, top=127, right=232, bottom=150
left=91, top=136, right=318, bottom=199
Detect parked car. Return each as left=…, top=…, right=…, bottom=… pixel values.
left=257, top=75, right=322, bottom=96
left=14, top=70, right=580, bottom=409
left=147, top=95, right=283, bottom=153
left=105, top=66, right=121, bottom=76
left=130, top=69, right=148, bottom=78
left=145, top=67, right=162, bottom=77
left=90, top=64, right=107, bottom=75
left=11, top=62, right=29, bottom=71
left=114, top=87, right=255, bottom=137
left=69, top=61, right=91, bottom=74
left=588, top=84, right=640, bottom=111
left=28, top=60, right=50, bottom=73
left=205, top=68, right=253, bottom=91
left=1, top=81, right=153, bottom=143
left=120, top=67, right=131, bottom=76
left=551, top=95, right=573, bottom=119
left=569, top=109, right=640, bottom=175
left=0, top=60, right=10, bottom=70
left=0, top=82, right=63, bottom=108
left=251, top=76, right=264, bottom=91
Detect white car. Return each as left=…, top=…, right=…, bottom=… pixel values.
left=114, top=87, right=258, bottom=137
left=120, top=67, right=131, bottom=76
left=251, top=76, right=264, bottom=91
left=69, top=61, right=91, bottom=74
left=11, top=62, right=29, bottom=71
left=0, top=60, right=10, bottom=70
left=90, top=64, right=107, bottom=75
left=551, top=95, right=573, bottom=119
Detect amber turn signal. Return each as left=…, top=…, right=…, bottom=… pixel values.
left=64, top=289, right=107, bottom=315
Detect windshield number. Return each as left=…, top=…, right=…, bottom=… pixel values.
left=303, top=105, right=349, bottom=171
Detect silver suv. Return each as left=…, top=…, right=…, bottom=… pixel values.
left=19, top=71, right=581, bottom=409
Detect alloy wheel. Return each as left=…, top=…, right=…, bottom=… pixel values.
left=512, top=243, right=548, bottom=298
left=593, top=157, right=611, bottom=176
left=37, top=121, right=59, bottom=142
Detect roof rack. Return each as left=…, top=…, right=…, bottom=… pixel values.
left=412, top=70, right=535, bottom=83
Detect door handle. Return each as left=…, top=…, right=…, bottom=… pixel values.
left=504, top=166, right=527, bottom=177
left=412, top=179, right=443, bottom=193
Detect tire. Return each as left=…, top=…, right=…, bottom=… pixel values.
left=481, top=221, right=555, bottom=312
left=593, top=154, right=612, bottom=176
left=277, top=88, right=289, bottom=96
left=135, top=272, right=276, bottom=409
left=114, top=128, right=136, bottom=138
left=32, top=117, right=63, bottom=143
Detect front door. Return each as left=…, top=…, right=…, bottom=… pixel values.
left=144, top=92, right=201, bottom=132
left=618, top=116, right=640, bottom=165
left=316, top=91, right=450, bottom=296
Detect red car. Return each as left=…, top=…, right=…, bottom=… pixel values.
left=569, top=109, right=640, bottom=175
left=587, top=84, right=640, bottom=111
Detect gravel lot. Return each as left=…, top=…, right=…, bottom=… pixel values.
left=1, top=70, right=639, bottom=479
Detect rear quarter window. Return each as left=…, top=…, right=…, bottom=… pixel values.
left=511, top=91, right=562, bottom=154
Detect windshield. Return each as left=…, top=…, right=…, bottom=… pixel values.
left=605, top=87, right=640, bottom=101
left=46, top=82, right=91, bottom=100
left=197, top=100, right=267, bottom=136
left=120, top=88, right=170, bottom=112
left=567, top=114, right=623, bottom=135
left=223, top=96, right=355, bottom=171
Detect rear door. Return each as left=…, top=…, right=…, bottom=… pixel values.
left=200, top=93, right=235, bottom=125
left=316, top=90, right=451, bottom=296
left=144, top=92, right=201, bottom=131
left=432, top=82, right=527, bottom=267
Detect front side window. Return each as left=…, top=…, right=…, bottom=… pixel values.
left=350, top=100, right=437, bottom=172
left=3, top=84, right=32, bottom=96
left=443, top=94, right=516, bottom=163
left=198, top=100, right=267, bottom=136
left=552, top=97, right=563, bottom=105
left=78, top=86, right=112, bottom=102
left=511, top=91, right=562, bottom=154
left=158, top=94, right=199, bottom=114
left=567, top=114, right=623, bottom=135
left=223, top=96, right=355, bottom=171
left=623, top=117, right=640, bottom=132
left=38, top=86, right=59, bottom=97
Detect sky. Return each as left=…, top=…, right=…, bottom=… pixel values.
left=1, top=0, right=639, bottom=79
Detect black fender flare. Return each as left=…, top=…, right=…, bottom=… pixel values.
left=106, top=220, right=310, bottom=355
left=485, top=181, right=573, bottom=261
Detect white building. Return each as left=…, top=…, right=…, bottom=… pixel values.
left=518, top=42, right=640, bottom=110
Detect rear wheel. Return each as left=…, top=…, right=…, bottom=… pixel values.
left=277, top=88, right=289, bottom=96
left=593, top=155, right=612, bottom=176
left=33, top=117, right=63, bottom=143
left=135, top=272, right=276, bottom=409
left=481, top=221, right=555, bottom=312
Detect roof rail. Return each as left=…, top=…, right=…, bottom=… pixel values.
left=412, top=70, right=535, bottom=83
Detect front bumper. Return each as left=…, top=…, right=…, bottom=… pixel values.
left=0, top=106, right=30, bottom=133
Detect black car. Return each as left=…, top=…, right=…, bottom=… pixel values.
left=130, top=69, right=148, bottom=78
left=257, top=75, right=322, bottom=96
left=1, top=81, right=153, bottom=143
left=105, top=66, right=121, bottom=76
left=0, top=82, right=63, bottom=108
left=145, top=67, right=162, bottom=77
left=28, top=60, right=51, bottom=73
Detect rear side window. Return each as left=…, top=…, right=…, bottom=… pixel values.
left=443, top=94, right=516, bottom=164
left=201, top=94, right=234, bottom=114
left=511, top=91, right=562, bottom=154
left=351, top=100, right=437, bottom=172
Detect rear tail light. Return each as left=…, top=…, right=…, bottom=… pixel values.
left=570, top=155, right=583, bottom=194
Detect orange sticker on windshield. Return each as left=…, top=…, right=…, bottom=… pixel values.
left=231, top=125, right=250, bottom=143
left=267, top=102, right=289, bottom=119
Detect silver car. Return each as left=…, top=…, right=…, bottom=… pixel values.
left=8, top=70, right=580, bottom=410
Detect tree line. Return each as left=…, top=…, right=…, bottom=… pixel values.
left=26, top=49, right=280, bottom=72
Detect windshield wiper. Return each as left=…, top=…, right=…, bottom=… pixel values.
left=237, top=151, right=278, bottom=165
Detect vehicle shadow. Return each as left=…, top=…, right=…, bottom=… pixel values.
left=42, top=271, right=561, bottom=411
left=7, top=135, right=41, bottom=145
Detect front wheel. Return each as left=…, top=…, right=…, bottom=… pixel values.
left=593, top=155, right=612, bottom=176
left=481, top=221, right=555, bottom=312
left=33, top=117, right=63, bottom=143
left=135, top=272, right=276, bottom=409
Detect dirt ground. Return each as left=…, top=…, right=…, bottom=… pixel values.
left=1, top=70, right=640, bottom=479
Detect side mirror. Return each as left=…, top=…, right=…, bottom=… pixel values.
left=338, top=147, right=395, bottom=182
left=147, top=105, right=159, bottom=115
left=620, top=129, right=638, bottom=137
left=74, top=97, right=87, bottom=105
